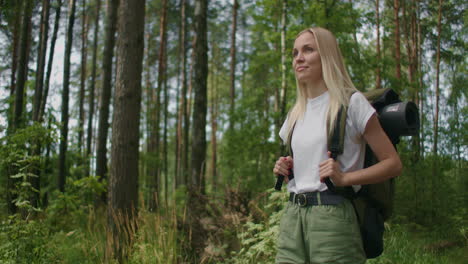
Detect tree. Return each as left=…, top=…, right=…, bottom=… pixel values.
left=106, top=0, right=145, bottom=261
left=7, top=0, right=34, bottom=214
left=58, top=0, right=77, bottom=192
left=188, top=0, right=209, bottom=258
left=40, top=0, right=63, bottom=121
left=229, top=0, right=238, bottom=131
left=375, top=0, right=382, bottom=89
left=393, top=0, right=401, bottom=81
left=31, top=0, right=51, bottom=208
left=78, top=0, right=88, bottom=155
left=86, top=0, right=101, bottom=176
left=175, top=0, right=188, bottom=187
left=96, top=0, right=119, bottom=200
left=147, top=0, right=168, bottom=211
left=32, top=0, right=50, bottom=123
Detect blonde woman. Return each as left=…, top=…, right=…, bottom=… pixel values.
left=272, top=27, right=402, bottom=263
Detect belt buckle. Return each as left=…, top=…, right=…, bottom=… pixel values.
left=297, top=193, right=307, bottom=207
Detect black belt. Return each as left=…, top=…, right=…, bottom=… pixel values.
left=289, top=190, right=345, bottom=207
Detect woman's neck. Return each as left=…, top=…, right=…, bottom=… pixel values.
left=302, top=79, right=328, bottom=99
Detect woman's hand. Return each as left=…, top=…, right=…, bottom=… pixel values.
left=273, top=156, right=293, bottom=183
left=319, top=151, right=347, bottom=187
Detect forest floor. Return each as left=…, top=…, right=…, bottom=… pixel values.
left=1, top=203, right=466, bottom=263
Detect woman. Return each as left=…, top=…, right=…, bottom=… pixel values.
left=272, top=27, right=402, bottom=263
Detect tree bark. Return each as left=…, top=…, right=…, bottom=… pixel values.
left=433, top=0, right=443, bottom=158
left=58, top=0, right=77, bottom=192
left=12, top=0, right=33, bottom=131
left=147, top=0, right=168, bottom=211
left=106, top=0, right=145, bottom=261
left=229, top=0, right=238, bottom=132
left=176, top=0, right=188, bottom=187
left=30, top=0, right=51, bottom=209
left=9, top=0, right=22, bottom=98
left=375, top=0, right=382, bottom=89
left=280, top=0, right=287, bottom=133
left=188, top=0, right=209, bottom=258
left=33, top=0, right=50, bottom=123
left=86, top=0, right=101, bottom=177
left=96, top=0, right=118, bottom=200
left=78, top=0, right=88, bottom=155
left=40, top=0, right=63, bottom=121
left=393, top=0, right=401, bottom=81
left=7, top=0, right=33, bottom=215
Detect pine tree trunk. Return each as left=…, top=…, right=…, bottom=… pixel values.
left=188, top=0, right=209, bottom=258
left=30, top=0, right=51, bottom=209
left=433, top=0, right=443, bottom=158
left=375, top=0, right=382, bottom=89
left=33, top=0, right=50, bottom=123
left=229, top=0, right=238, bottom=131
left=394, top=0, right=401, bottom=81
left=176, top=0, right=187, bottom=187
left=86, top=0, right=101, bottom=177
left=147, top=0, right=168, bottom=211
left=96, top=0, right=118, bottom=201
left=58, top=0, right=77, bottom=192
left=7, top=0, right=33, bottom=214
left=40, top=0, right=63, bottom=121
left=9, top=0, right=22, bottom=98
left=106, top=0, right=145, bottom=261
left=280, top=0, right=287, bottom=140
left=78, top=0, right=88, bottom=156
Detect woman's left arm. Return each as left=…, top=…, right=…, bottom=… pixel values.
left=342, top=114, right=402, bottom=185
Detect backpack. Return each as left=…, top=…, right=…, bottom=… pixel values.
left=326, top=88, right=419, bottom=258
left=275, top=88, right=419, bottom=259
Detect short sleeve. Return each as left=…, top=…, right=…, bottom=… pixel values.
left=279, top=117, right=289, bottom=144
left=348, top=92, right=375, bottom=135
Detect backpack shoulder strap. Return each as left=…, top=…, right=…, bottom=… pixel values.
left=325, top=91, right=356, bottom=197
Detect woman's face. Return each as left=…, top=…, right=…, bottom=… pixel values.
left=292, top=32, right=323, bottom=84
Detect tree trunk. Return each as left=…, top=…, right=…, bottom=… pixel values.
left=210, top=57, right=218, bottom=190
left=58, top=0, right=77, bottom=193
left=229, top=0, right=238, bottom=132
left=9, top=0, right=22, bottom=98
left=188, top=0, right=209, bottom=258
left=280, top=0, right=287, bottom=136
left=33, top=0, right=50, bottom=123
left=147, top=0, right=168, bottom=211
left=106, top=0, right=145, bottom=261
left=86, top=0, right=101, bottom=177
left=30, top=0, right=51, bottom=209
left=7, top=0, right=33, bottom=215
left=40, top=0, right=63, bottom=121
left=78, top=0, right=88, bottom=155
left=12, top=0, right=33, bottom=131
left=375, top=0, right=382, bottom=89
left=393, top=0, right=401, bottom=81
left=176, top=0, right=187, bottom=187
left=96, top=0, right=118, bottom=201
left=433, top=0, right=443, bottom=158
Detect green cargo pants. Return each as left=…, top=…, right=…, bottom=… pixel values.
left=276, top=199, right=366, bottom=264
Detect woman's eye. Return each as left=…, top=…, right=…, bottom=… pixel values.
left=292, top=51, right=298, bottom=57
left=305, top=47, right=314, bottom=52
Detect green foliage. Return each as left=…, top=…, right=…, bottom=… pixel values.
left=227, top=189, right=288, bottom=264
left=46, top=176, right=106, bottom=231
left=0, top=215, right=60, bottom=263
left=0, top=123, right=56, bottom=213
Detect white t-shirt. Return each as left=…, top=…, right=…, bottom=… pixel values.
left=279, top=91, right=375, bottom=194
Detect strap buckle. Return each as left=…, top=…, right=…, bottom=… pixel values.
left=297, top=193, right=307, bottom=207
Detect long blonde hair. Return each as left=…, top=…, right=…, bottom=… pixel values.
left=286, top=27, right=357, bottom=138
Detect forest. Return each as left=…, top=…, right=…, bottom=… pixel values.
left=0, top=0, right=466, bottom=263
